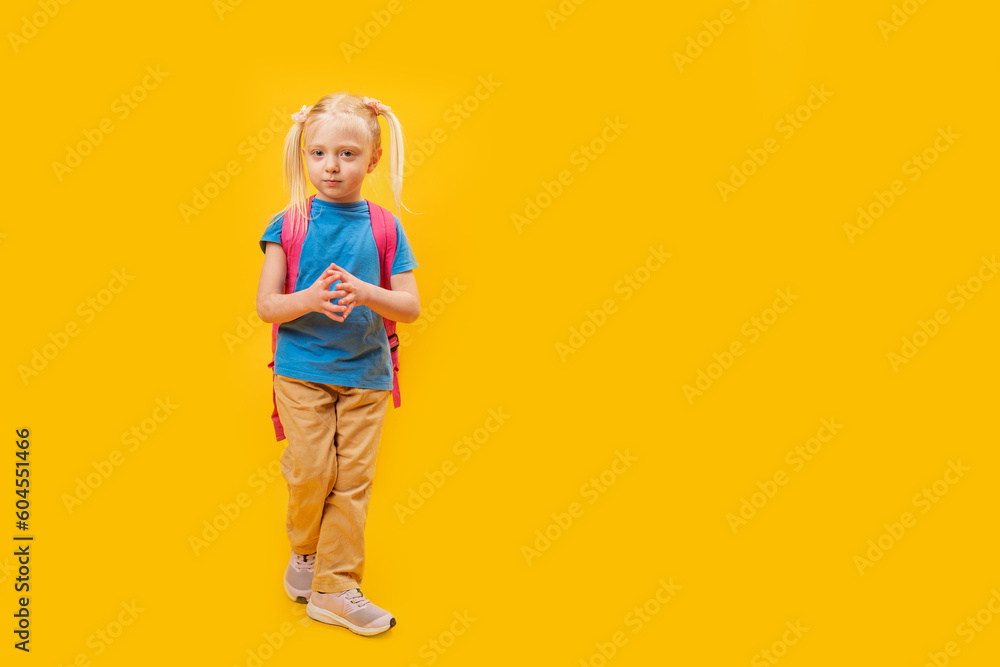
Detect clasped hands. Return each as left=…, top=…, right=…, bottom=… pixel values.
left=306, top=263, right=372, bottom=323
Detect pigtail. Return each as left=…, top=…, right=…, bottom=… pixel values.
left=377, top=108, right=410, bottom=217
left=281, top=119, right=310, bottom=238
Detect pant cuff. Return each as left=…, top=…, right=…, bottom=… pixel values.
left=312, top=577, right=361, bottom=594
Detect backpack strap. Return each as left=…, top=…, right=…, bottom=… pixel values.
left=367, top=199, right=402, bottom=408
left=269, top=195, right=314, bottom=441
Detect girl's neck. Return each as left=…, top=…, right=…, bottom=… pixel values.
left=313, top=195, right=367, bottom=207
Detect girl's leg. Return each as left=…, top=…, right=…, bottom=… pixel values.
left=274, top=375, right=340, bottom=557
left=311, top=385, right=391, bottom=594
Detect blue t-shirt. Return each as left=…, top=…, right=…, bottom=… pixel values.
left=259, top=198, right=418, bottom=390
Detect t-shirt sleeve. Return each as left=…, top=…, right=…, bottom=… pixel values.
left=259, top=213, right=284, bottom=253
left=391, top=216, right=419, bottom=275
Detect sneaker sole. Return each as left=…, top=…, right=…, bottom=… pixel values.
left=284, top=577, right=312, bottom=604
left=306, top=601, right=396, bottom=636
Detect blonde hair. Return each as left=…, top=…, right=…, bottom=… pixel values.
left=280, top=92, right=407, bottom=236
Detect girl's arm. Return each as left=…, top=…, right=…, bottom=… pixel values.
left=256, top=242, right=353, bottom=323
left=373, top=270, right=421, bottom=323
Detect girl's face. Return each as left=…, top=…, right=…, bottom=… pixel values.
left=303, top=118, right=381, bottom=204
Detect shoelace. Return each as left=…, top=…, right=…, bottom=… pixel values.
left=293, top=553, right=315, bottom=571
left=341, top=589, right=370, bottom=609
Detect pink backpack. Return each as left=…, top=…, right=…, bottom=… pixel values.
left=268, top=194, right=401, bottom=441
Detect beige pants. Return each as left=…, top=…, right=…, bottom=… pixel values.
left=273, top=374, right=391, bottom=593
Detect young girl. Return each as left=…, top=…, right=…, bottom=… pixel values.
left=255, top=92, right=420, bottom=637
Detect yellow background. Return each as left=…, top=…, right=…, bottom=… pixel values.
left=4, top=0, right=998, bottom=665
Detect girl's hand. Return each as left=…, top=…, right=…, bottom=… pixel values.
left=305, top=264, right=353, bottom=322
left=323, top=263, right=372, bottom=320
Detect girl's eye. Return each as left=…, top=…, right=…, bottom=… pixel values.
left=312, top=150, right=323, bottom=157
left=342, top=151, right=354, bottom=157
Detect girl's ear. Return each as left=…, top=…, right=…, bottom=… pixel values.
left=367, top=146, right=383, bottom=173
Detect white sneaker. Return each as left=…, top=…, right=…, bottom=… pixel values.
left=307, top=588, right=396, bottom=636
left=283, top=552, right=315, bottom=603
